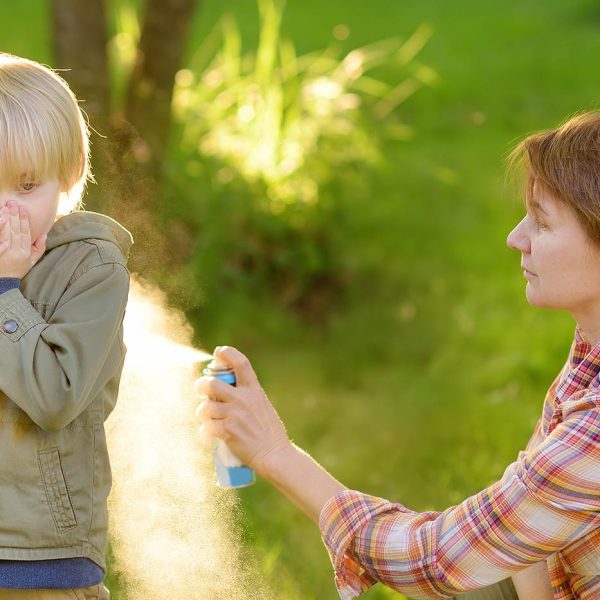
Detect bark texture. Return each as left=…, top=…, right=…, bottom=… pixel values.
left=51, top=0, right=200, bottom=274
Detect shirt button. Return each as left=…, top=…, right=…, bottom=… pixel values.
left=2, top=320, right=18, bottom=334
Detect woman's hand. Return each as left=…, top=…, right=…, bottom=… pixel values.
left=195, top=346, right=292, bottom=478
left=0, top=202, right=47, bottom=278
left=196, top=346, right=346, bottom=523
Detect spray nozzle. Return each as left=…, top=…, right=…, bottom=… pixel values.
left=199, top=349, right=234, bottom=373
left=210, top=357, right=228, bottom=370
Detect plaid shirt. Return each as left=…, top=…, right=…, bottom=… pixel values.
left=319, top=329, right=600, bottom=599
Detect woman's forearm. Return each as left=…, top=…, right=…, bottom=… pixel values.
left=261, top=443, right=347, bottom=524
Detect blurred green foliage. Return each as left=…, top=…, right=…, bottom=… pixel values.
left=2, top=0, right=600, bottom=598
left=173, top=1, right=432, bottom=206
left=165, top=0, right=434, bottom=317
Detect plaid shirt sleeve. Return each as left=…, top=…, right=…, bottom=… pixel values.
left=319, top=390, right=600, bottom=599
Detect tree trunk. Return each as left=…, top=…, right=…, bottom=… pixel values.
left=50, top=0, right=111, bottom=213
left=125, top=0, right=200, bottom=179
left=50, top=0, right=200, bottom=276
left=109, top=0, right=200, bottom=274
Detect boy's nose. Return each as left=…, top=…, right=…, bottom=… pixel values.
left=506, top=218, right=530, bottom=253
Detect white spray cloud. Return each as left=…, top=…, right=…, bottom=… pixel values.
left=106, top=277, right=272, bottom=600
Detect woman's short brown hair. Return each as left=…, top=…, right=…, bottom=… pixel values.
left=510, top=111, right=600, bottom=241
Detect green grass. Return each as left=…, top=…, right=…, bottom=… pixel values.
left=1, top=1, right=598, bottom=598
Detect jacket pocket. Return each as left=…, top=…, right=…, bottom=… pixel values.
left=38, top=447, right=77, bottom=533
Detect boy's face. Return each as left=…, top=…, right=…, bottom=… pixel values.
left=0, top=178, right=61, bottom=241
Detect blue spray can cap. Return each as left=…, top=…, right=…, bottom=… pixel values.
left=203, top=357, right=236, bottom=385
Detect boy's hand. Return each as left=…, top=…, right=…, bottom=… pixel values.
left=0, top=202, right=47, bottom=278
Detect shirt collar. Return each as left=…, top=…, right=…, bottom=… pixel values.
left=571, top=328, right=593, bottom=367
left=557, top=328, right=600, bottom=403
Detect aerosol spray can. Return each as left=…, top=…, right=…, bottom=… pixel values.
left=203, top=357, right=255, bottom=489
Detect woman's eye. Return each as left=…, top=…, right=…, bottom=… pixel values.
left=18, top=182, right=38, bottom=192
left=527, top=212, right=547, bottom=231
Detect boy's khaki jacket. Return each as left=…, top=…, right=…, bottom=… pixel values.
left=0, top=212, right=132, bottom=571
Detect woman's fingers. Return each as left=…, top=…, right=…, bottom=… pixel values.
left=214, top=346, right=259, bottom=388
left=194, top=350, right=292, bottom=473
left=197, top=424, right=214, bottom=447
left=195, top=375, right=239, bottom=403
left=199, top=420, right=227, bottom=446
left=197, top=402, right=228, bottom=447
left=196, top=399, right=227, bottom=421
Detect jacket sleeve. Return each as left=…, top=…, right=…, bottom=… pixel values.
left=0, top=262, right=130, bottom=431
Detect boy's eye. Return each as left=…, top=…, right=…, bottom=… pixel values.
left=18, top=182, right=38, bottom=192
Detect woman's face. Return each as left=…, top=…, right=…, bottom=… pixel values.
left=507, top=184, right=600, bottom=314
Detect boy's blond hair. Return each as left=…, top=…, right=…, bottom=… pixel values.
left=0, top=53, right=91, bottom=214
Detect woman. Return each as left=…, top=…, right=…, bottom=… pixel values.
left=196, top=112, right=600, bottom=599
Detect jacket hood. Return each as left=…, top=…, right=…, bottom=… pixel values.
left=46, top=211, right=133, bottom=259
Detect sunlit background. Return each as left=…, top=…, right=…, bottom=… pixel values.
left=3, top=1, right=599, bottom=598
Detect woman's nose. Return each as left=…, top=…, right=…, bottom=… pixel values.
left=506, top=218, right=530, bottom=253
